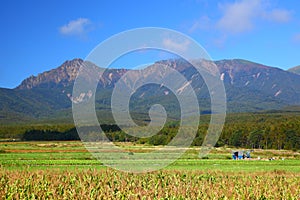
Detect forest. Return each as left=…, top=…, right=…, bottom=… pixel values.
left=0, top=111, right=299, bottom=150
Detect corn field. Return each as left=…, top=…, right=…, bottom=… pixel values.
left=0, top=169, right=299, bottom=199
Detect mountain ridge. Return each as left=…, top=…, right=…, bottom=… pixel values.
left=16, top=58, right=84, bottom=90
left=288, top=65, right=300, bottom=75
left=1, top=58, right=300, bottom=124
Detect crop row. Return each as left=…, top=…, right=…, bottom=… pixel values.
left=0, top=169, right=299, bottom=199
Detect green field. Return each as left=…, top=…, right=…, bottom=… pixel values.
left=0, top=141, right=299, bottom=171
left=0, top=141, right=299, bottom=199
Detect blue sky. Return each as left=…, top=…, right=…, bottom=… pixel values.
left=1, top=0, right=300, bottom=88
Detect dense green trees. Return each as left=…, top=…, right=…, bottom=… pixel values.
left=22, top=129, right=79, bottom=141
left=218, top=113, right=300, bottom=150
left=0, top=112, right=299, bottom=150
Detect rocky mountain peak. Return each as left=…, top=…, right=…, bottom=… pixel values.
left=16, top=58, right=84, bottom=89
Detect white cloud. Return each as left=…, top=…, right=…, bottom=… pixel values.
left=59, top=18, right=92, bottom=37
left=186, top=0, right=293, bottom=47
left=216, top=0, right=262, bottom=34
left=216, top=0, right=292, bottom=34
left=162, top=38, right=190, bottom=52
left=263, top=9, right=292, bottom=23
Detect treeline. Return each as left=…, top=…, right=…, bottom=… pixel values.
left=220, top=124, right=300, bottom=150
left=87, top=113, right=300, bottom=150
left=0, top=112, right=300, bottom=150
left=218, top=114, right=300, bottom=150
left=0, top=124, right=75, bottom=140
left=22, top=129, right=80, bottom=141
left=9, top=124, right=122, bottom=141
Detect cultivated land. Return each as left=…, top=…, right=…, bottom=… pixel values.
left=0, top=141, right=299, bottom=199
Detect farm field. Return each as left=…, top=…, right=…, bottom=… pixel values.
left=0, top=141, right=299, bottom=199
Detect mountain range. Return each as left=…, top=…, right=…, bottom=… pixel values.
left=1, top=58, right=300, bottom=124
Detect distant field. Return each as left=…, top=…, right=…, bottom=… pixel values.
left=0, top=141, right=299, bottom=199
left=0, top=141, right=299, bottom=172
